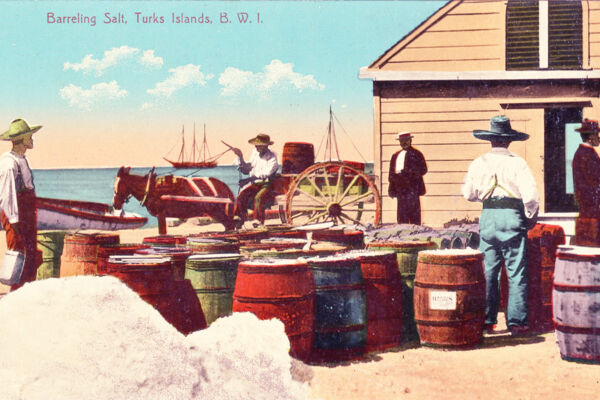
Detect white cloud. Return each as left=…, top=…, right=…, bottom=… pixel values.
left=63, top=46, right=164, bottom=75
left=59, top=81, right=128, bottom=110
left=218, top=59, right=324, bottom=97
left=139, top=50, right=163, bottom=69
left=147, top=64, right=213, bottom=97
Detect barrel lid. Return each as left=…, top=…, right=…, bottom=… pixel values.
left=344, top=249, right=397, bottom=258
left=108, top=255, right=171, bottom=264
left=187, top=237, right=233, bottom=244
left=417, top=248, right=483, bottom=263
left=367, top=240, right=436, bottom=249
left=137, top=247, right=192, bottom=255
left=240, top=258, right=308, bottom=266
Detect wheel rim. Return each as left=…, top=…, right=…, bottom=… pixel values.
left=285, top=162, right=381, bottom=227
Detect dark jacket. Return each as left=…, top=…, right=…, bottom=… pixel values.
left=388, top=147, right=427, bottom=198
left=573, top=144, right=600, bottom=217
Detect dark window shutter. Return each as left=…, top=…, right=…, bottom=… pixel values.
left=506, top=0, right=540, bottom=70
left=548, top=1, right=582, bottom=69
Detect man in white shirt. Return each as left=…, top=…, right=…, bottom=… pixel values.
left=0, top=118, right=43, bottom=290
left=231, top=133, right=279, bottom=226
left=462, top=115, right=539, bottom=336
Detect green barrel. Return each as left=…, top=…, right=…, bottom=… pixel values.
left=185, top=253, right=241, bottom=325
left=36, top=231, right=67, bottom=280
left=367, top=240, right=436, bottom=342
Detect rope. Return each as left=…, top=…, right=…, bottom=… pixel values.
left=332, top=112, right=367, bottom=162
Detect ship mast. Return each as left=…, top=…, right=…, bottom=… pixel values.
left=178, top=125, right=185, bottom=163
left=192, top=123, right=197, bottom=163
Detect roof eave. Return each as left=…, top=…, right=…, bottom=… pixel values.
left=358, top=69, right=600, bottom=81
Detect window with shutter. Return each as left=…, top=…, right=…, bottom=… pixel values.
left=506, top=0, right=539, bottom=70
left=548, top=0, right=582, bottom=69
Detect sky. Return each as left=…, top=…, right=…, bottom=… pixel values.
left=0, top=1, right=445, bottom=169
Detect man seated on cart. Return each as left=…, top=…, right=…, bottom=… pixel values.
left=230, top=133, right=279, bottom=227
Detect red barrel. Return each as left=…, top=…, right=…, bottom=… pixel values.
left=353, top=250, right=403, bottom=352
left=282, top=142, right=315, bottom=174
left=143, top=235, right=187, bottom=247
left=553, top=246, right=600, bottom=363
left=97, top=243, right=150, bottom=275
left=136, top=247, right=193, bottom=281
left=414, top=249, right=486, bottom=348
left=60, top=233, right=120, bottom=277
left=233, top=259, right=314, bottom=361
left=312, top=229, right=364, bottom=249
left=500, top=223, right=565, bottom=332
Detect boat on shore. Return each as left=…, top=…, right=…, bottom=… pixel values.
left=37, top=197, right=147, bottom=231
left=164, top=124, right=219, bottom=169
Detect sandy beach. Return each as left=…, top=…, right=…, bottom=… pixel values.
left=1, top=221, right=598, bottom=399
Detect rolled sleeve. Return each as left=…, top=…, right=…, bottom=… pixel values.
left=0, top=160, right=19, bottom=223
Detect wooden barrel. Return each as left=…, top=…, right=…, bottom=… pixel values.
left=186, top=237, right=240, bottom=255
left=143, top=235, right=187, bottom=247
left=312, top=229, right=364, bottom=249
left=282, top=142, right=315, bottom=174
left=265, top=225, right=307, bottom=239
left=232, top=259, right=314, bottom=361
left=107, top=255, right=206, bottom=335
left=60, top=233, right=120, bottom=277
left=136, top=247, right=193, bottom=281
left=36, top=231, right=66, bottom=280
left=352, top=250, right=403, bottom=352
left=240, top=238, right=308, bottom=256
left=97, top=243, right=151, bottom=275
left=553, top=246, right=600, bottom=363
left=414, top=249, right=486, bottom=348
left=574, top=217, right=600, bottom=247
left=306, top=254, right=367, bottom=362
left=366, top=240, right=436, bottom=341
left=185, top=253, right=241, bottom=325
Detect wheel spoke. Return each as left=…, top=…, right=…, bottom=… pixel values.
left=321, top=168, right=333, bottom=201
left=340, top=190, right=374, bottom=208
left=290, top=206, right=328, bottom=212
left=293, top=186, right=327, bottom=206
left=338, top=174, right=361, bottom=202
left=302, top=175, right=329, bottom=202
left=305, top=210, right=329, bottom=224
left=334, top=166, right=344, bottom=202
left=340, top=211, right=363, bottom=226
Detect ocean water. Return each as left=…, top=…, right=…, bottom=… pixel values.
left=33, top=166, right=243, bottom=228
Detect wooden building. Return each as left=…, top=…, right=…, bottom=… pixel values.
left=360, top=0, right=600, bottom=233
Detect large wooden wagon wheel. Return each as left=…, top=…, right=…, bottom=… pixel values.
left=285, top=162, right=381, bottom=227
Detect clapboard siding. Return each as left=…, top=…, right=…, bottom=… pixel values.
left=588, top=5, right=600, bottom=67
left=378, top=1, right=505, bottom=71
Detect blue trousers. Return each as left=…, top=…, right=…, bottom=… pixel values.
left=479, top=204, right=529, bottom=327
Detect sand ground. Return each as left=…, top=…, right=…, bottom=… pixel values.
left=1, top=221, right=598, bottom=400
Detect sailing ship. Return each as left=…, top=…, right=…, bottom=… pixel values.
left=164, top=124, right=218, bottom=169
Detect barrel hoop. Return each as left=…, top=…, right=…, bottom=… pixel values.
left=554, top=322, right=600, bottom=335
left=414, top=281, right=483, bottom=290
left=415, top=317, right=484, bottom=326
left=287, top=331, right=313, bottom=340
left=233, top=294, right=314, bottom=303
left=315, top=324, right=366, bottom=334
left=195, top=288, right=235, bottom=294
left=417, top=256, right=483, bottom=265
left=186, top=266, right=238, bottom=272
left=237, top=266, right=309, bottom=274
left=557, top=253, right=600, bottom=262
left=315, top=283, right=364, bottom=292
left=553, top=284, right=600, bottom=293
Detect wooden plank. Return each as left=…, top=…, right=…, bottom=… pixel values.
left=425, top=171, right=468, bottom=184
left=381, top=111, right=498, bottom=124
left=382, top=143, right=487, bottom=161
left=390, top=46, right=502, bottom=64
left=380, top=181, right=465, bottom=197
left=380, top=100, right=500, bottom=114
left=383, top=58, right=502, bottom=72
left=381, top=119, right=495, bottom=134
left=382, top=132, right=478, bottom=146
left=383, top=159, right=474, bottom=171
left=422, top=195, right=481, bottom=211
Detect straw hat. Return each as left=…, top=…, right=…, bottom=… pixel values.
left=1, top=118, right=42, bottom=141
left=575, top=119, right=599, bottom=134
left=473, top=116, right=529, bottom=142
left=248, top=133, right=273, bottom=145
left=396, top=132, right=413, bottom=140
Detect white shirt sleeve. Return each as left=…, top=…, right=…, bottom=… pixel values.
left=461, top=158, right=481, bottom=202
left=249, top=150, right=279, bottom=179
left=0, top=156, right=20, bottom=223
left=516, top=158, right=540, bottom=219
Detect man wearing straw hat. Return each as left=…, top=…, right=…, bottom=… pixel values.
left=0, top=118, right=43, bottom=290
left=230, top=133, right=279, bottom=227
left=388, top=132, right=428, bottom=225
left=462, top=115, right=539, bottom=336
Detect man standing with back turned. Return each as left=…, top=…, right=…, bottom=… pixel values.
left=462, top=116, right=539, bottom=336
left=0, top=118, right=43, bottom=291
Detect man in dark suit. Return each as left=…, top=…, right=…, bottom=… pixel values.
left=388, top=132, right=427, bottom=224
left=573, top=119, right=600, bottom=218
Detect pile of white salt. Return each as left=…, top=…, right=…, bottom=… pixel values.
left=0, top=276, right=311, bottom=400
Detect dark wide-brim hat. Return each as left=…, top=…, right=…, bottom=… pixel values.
left=473, top=115, right=529, bottom=142
left=575, top=118, right=599, bottom=134
left=248, top=133, right=273, bottom=145
left=0, top=118, right=42, bottom=141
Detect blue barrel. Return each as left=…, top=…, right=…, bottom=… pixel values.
left=306, top=254, right=367, bottom=362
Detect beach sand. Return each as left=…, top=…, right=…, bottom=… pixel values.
left=1, top=222, right=598, bottom=399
